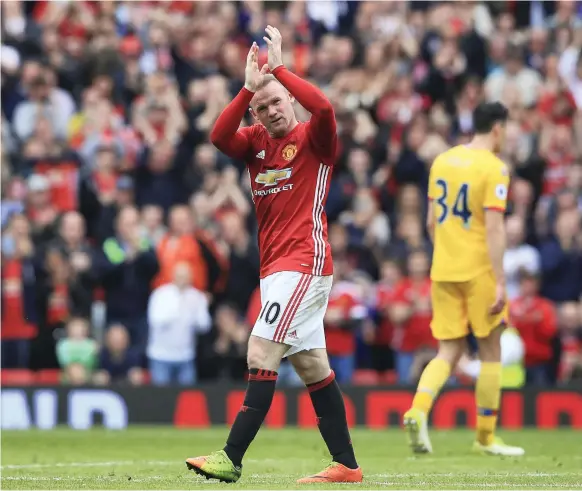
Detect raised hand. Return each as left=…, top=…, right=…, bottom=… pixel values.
left=244, top=42, right=269, bottom=92
left=263, top=25, right=283, bottom=71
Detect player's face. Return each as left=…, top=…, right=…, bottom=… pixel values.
left=251, top=82, right=295, bottom=137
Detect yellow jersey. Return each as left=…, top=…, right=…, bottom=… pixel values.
left=428, top=145, right=509, bottom=282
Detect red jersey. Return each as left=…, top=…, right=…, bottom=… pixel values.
left=542, top=136, right=575, bottom=196
left=375, top=283, right=400, bottom=346
left=47, top=283, right=69, bottom=326
left=325, top=281, right=366, bottom=356
left=93, top=170, right=117, bottom=196
left=509, top=295, right=557, bottom=366
left=210, top=66, right=337, bottom=278
left=1, top=259, right=37, bottom=339
left=559, top=335, right=581, bottom=382
left=392, top=278, right=435, bottom=353
left=33, top=160, right=80, bottom=212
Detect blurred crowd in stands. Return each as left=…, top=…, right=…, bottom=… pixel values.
left=1, top=0, right=582, bottom=388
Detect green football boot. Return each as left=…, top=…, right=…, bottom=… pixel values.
left=185, top=449, right=242, bottom=483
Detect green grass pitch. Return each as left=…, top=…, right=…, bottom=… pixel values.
left=2, top=427, right=581, bottom=489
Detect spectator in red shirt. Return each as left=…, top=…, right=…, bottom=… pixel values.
left=391, top=249, right=435, bottom=384
left=539, top=124, right=576, bottom=196
left=131, top=72, right=186, bottom=146
left=1, top=213, right=37, bottom=368
left=537, top=86, right=577, bottom=126
left=324, top=260, right=368, bottom=384
left=557, top=302, right=582, bottom=384
left=371, top=258, right=403, bottom=376
left=510, top=270, right=558, bottom=385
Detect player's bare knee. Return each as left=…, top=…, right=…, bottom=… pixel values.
left=247, top=335, right=286, bottom=370
left=289, top=349, right=330, bottom=385
left=477, top=325, right=504, bottom=362
left=246, top=348, right=279, bottom=371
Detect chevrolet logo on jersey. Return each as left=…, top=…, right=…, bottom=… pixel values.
left=255, top=168, right=292, bottom=187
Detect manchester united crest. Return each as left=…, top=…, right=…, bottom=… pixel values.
left=281, top=143, right=297, bottom=161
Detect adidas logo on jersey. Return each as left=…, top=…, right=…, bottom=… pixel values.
left=256, top=150, right=265, bottom=159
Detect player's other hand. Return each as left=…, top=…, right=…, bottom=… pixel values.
left=490, top=281, right=506, bottom=315
left=264, top=25, right=283, bottom=71
left=245, top=42, right=269, bottom=92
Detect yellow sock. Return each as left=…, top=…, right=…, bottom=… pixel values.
left=476, top=362, right=502, bottom=445
left=412, top=358, right=452, bottom=415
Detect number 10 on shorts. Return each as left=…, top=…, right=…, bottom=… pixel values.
left=259, top=301, right=281, bottom=325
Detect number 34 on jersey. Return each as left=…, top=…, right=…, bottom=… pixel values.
left=428, top=146, right=510, bottom=282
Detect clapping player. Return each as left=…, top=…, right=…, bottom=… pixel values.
left=185, top=27, right=362, bottom=484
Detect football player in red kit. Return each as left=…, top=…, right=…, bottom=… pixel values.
left=185, top=27, right=362, bottom=484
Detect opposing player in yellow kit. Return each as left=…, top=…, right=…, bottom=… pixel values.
left=403, top=102, right=524, bottom=457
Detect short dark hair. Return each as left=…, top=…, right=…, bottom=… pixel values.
left=473, top=102, right=509, bottom=134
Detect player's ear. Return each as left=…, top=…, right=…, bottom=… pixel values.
left=249, top=107, right=259, bottom=121
left=288, top=93, right=295, bottom=104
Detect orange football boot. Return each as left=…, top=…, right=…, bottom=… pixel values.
left=297, top=462, right=363, bottom=484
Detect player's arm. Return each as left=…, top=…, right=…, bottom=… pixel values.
left=264, top=26, right=336, bottom=159
left=209, top=89, right=254, bottom=160
left=484, top=209, right=506, bottom=283
left=484, top=164, right=509, bottom=283
left=209, top=43, right=267, bottom=159
left=272, top=65, right=336, bottom=157
left=484, top=163, right=510, bottom=313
